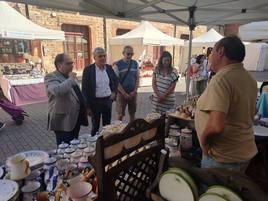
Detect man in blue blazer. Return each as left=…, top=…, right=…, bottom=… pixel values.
left=82, top=47, right=118, bottom=136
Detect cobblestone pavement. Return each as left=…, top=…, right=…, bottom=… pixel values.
left=0, top=71, right=266, bottom=165
left=0, top=80, right=186, bottom=165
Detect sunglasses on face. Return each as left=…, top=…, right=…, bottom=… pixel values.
left=126, top=53, right=134, bottom=56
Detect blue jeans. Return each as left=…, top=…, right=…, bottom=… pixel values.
left=201, top=155, right=249, bottom=173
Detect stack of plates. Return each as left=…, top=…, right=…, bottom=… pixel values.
left=0, top=180, right=19, bottom=201
left=159, top=167, right=198, bottom=201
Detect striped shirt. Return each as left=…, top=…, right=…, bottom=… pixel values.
left=152, top=68, right=178, bottom=114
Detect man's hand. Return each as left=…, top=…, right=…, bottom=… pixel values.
left=200, top=135, right=210, bottom=156
left=129, top=91, right=137, bottom=98
left=87, top=108, right=92, bottom=116
left=110, top=92, right=116, bottom=101
left=157, top=92, right=166, bottom=102
left=123, top=92, right=131, bottom=100
left=69, top=72, right=77, bottom=80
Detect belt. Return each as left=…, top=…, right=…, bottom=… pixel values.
left=95, top=96, right=111, bottom=100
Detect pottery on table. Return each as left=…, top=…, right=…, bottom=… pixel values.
left=66, top=181, right=92, bottom=201
left=0, top=179, right=19, bottom=201
left=7, top=154, right=31, bottom=180
left=71, top=150, right=83, bottom=161
left=21, top=181, right=41, bottom=201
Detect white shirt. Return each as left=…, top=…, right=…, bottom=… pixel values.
left=95, top=64, right=111, bottom=98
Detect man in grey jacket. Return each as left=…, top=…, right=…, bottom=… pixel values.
left=45, top=53, right=88, bottom=145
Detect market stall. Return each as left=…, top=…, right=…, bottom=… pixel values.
left=108, top=21, right=184, bottom=87
left=0, top=2, right=64, bottom=105
left=1, top=114, right=268, bottom=201
left=181, top=28, right=223, bottom=72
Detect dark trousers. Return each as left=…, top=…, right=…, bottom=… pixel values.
left=54, top=118, right=81, bottom=146
left=91, top=98, right=112, bottom=136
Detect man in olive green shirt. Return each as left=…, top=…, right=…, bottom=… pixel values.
left=195, top=36, right=257, bottom=172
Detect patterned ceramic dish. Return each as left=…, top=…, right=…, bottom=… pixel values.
left=20, top=150, right=49, bottom=169
left=0, top=179, right=19, bottom=201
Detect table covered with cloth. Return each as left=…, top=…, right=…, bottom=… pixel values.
left=0, top=75, right=47, bottom=106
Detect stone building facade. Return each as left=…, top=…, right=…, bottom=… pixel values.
left=12, top=3, right=208, bottom=73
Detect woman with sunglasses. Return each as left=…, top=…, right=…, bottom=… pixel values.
left=152, top=51, right=179, bottom=114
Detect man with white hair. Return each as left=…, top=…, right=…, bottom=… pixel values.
left=82, top=47, right=118, bottom=136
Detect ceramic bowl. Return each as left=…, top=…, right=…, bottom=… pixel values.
left=66, top=181, right=92, bottom=201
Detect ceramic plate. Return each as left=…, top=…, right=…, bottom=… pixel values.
left=0, top=179, right=19, bottom=201
left=20, top=150, right=49, bottom=169
left=207, top=185, right=243, bottom=201
left=159, top=172, right=195, bottom=201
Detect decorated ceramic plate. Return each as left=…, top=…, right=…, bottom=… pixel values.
left=207, top=185, right=243, bottom=201
left=159, top=171, right=195, bottom=201
left=20, top=150, right=49, bottom=169
left=0, top=179, right=19, bottom=201
left=199, top=192, right=228, bottom=201
left=167, top=167, right=198, bottom=200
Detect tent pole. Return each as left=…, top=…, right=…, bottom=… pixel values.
left=172, top=24, right=176, bottom=67
left=186, top=6, right=196, bottom=99
left=103, top=17, right=107, bottom=50
left=186, top=30, right=193, bottom=98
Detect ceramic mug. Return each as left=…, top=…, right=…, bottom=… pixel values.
left=8, top=154, right=30, bottom=180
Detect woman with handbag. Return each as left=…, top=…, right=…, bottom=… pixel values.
left=192, top=54, right=208, bottom=96
left=152, top=51, right=179, bottom=114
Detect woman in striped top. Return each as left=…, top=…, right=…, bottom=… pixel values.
left=152, top=51, right=179, bottom=114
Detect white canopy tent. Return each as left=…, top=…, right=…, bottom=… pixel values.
left=109, top=21, right=184, bottom=46
left=244, top=43, right=268, bottom=71
left=0, top=1, right=65, bottom=40
left=186, top=28, right=223, bottom=47
left=239, top=21, right=268, bottom=42
left=8, top=0, right=268, bottom=96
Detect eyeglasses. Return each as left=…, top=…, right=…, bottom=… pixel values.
left=126, top=53, right=134, bottom=56
left=65, top=61, right=74, bottom=65
left=98, top=54, right=106, bottom=58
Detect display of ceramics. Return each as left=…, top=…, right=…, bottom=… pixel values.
left=145, top=113, right=161, bottom=123
left=176, top=96, right=199, bottom=119
left=159, top=171, right=195, bottom=201
left=101, top=124, right=126, bottom=138
left=20, top=150, right=49, bottom=169
left=0, top=179, right=19, bottom=201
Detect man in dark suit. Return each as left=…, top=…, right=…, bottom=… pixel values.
left=82, top=47, right=118, bottom=136
left=45, top=53, right=88, bottom=145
